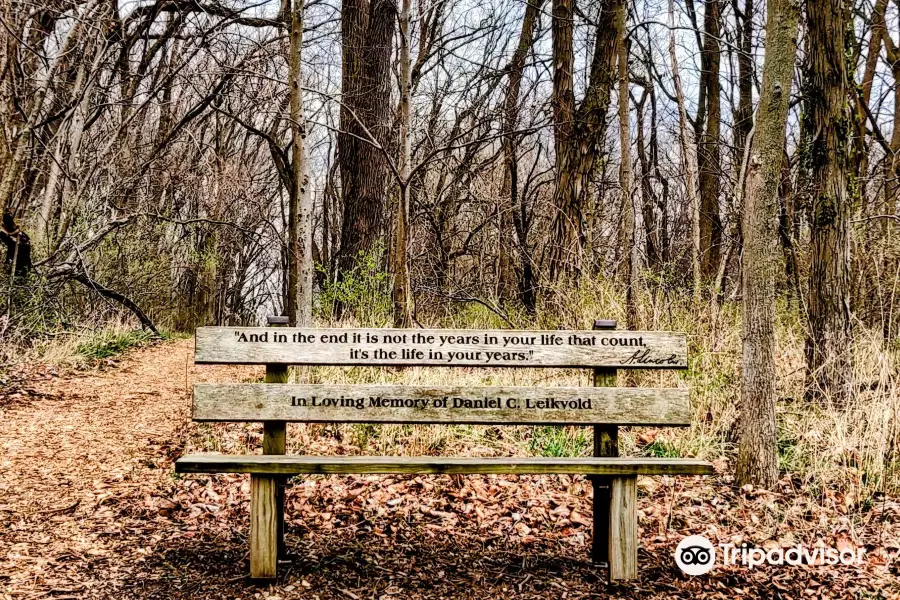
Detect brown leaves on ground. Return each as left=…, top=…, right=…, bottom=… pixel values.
left=1, top=340, right=898, bottom=599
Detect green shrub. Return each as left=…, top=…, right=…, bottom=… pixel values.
left=76, top=329, right=160, bottom=360
left=316, top=244, right=391, bottom=325
left=643, top=439, right=681, bottom=458
left=529, top=425, right=591, bottom=457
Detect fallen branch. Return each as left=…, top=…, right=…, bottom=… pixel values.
left=70, top=272, right=161, bottom=336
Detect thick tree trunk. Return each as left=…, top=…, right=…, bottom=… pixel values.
left=803, top=0, right=855, bottom=403
left=546, top=0, right=619, bottom=283
left=337, top=0, right=395, bottom=274
left=737, top=0, right=799, bottom=488
left=547, top=0, right=578, bottom=282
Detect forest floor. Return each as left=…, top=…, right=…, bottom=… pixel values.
left=1, top=339, right=899, bottom=600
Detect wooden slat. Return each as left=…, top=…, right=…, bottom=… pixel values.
left=175, top=455, right=715, bottom=476
left=608, top=476, right=638, bottom=581
left=194, top=327, right=688, bottom=369
left=192, top=383, right=691, bottom=426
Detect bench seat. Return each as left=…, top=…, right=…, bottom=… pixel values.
left=176, top=454, right=714, bottom=476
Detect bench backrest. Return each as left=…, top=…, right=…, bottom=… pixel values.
left=193, top=326, right=690, bottom=428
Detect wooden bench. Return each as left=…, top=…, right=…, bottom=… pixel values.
left=176, top=319, right=713, bottom=581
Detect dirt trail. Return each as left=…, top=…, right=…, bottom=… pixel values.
left=0, top=340, right=257, bottom=598
left=2, top=340, right=192, bottom=513
left=1, top=340, right=896, bottom=599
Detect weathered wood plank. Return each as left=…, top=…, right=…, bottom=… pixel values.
left=263, top=317, right=288, bottom=561
left=192, top=383, right=691, bottom=426
left=175, top=455, right=715, bottom=476
left=194, top=327, right=688, bottom=368
left=608, top=476, right=638, bottom=581
left=250, top=475, right=278, bottom=579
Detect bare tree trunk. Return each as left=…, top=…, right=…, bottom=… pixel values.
left=855, top=0, right=887, bottom=189
left=669, top=0, right=702, bottom=298
left=803, top=0, right=855, bottom=403
left=0, top=3, right=90, bottom=216
left=887, top=43, right=900, bottom=215
left=285, top=0, right=313, bottom=327
left=880, top=29, right=900, bottom=338
left=392, top=0, right=412, bottom=327
left=697, top=0, right=723, bottom=280
left=616, top=0, right=636, bottom=329
left=546, top=0, right=619, bottom=283
left=635, top=89, right=661, bottom=269
left=499, top=0, right=543, bottom=304
left=737, top=0, right=799, bottom=487
left=733, top=0, right=753, bottom=158
left=650, top=88, right=670, bottom=264
left=547, top=0, right=578, bottom=282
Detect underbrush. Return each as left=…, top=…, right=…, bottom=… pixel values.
left=0, top=272, right=176, bottom=369
left=2, top=317, right=181, bottom=370
left=75, top=328, right=171, bottom=360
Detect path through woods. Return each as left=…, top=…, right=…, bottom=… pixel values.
left=1, top=340, right=897, bottom=599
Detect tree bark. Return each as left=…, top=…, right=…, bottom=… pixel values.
left=285, top=0, right=313, bottom=327
left=879, top=20, right=900, bottom=339
left=546, top=0, right=619, bottom=283
left=854, top=0, right=887, bottom=189
left=733, top=0, right=754, bottom=158
left=337, top=0, right=395, bottom=275
left=616, top=0, right=636, bottom=329
left=802, top=0, right=855, bottom=403
left=697, top=0, right=723, bottom=280
left=668, top=0, right=702, bottom=298
left=737, top=0, right=799, bottom=488
left=392, top=0, right=413, bottom=327
left=635, top=89, right=661, bottom=269
left=499, top=0, right=543, bottom=304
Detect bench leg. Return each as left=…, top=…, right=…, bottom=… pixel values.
left=250, top=475, right=278, bottom=579
left=590, top=476, right=610, bottom=564
left=276, top=477, right=286, bottom=558
left=608, top=475, right=638, bottom=581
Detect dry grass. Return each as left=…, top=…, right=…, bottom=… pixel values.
left=1, top=315, right=161, bottom=369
